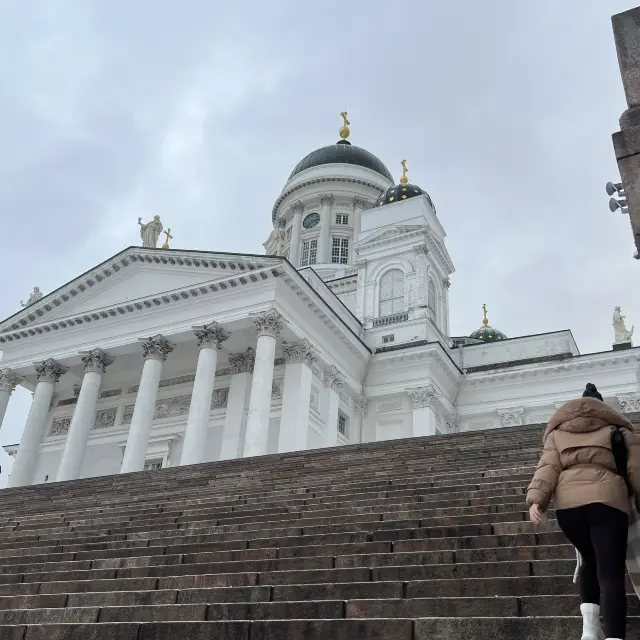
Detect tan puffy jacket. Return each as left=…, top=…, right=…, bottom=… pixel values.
left=526, top=397, right=640, bottom=514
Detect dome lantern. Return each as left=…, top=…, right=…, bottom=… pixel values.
left=469, top=304, right=507, bottom=342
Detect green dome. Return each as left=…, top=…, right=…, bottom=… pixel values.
left=469, top=325, right=507, bottom=342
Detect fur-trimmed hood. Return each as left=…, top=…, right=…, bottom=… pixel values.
left=543, top=397, right=634, bottom=441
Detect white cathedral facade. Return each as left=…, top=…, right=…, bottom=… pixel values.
left=0, top=118, right=639, bottom=487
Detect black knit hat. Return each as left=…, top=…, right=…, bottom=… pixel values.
left=582, top=383, right=603, bottom=402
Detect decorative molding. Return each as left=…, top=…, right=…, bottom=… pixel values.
left=414, top=244, right=429, bottom=256
left=290, top=200, right=304, bottom=214
left=323, top=365, right=344, bottom=390
left=81, top=348, right=115, bottom=374
left=320, top=194, right=334, bottom=206
left=353, top=196, right=368, bottom=210
left=355, top=259, right=367, bottom=269
left=252, top=308, right=285, bottom=338
left=229, top=348, right=255, bottom=374
left=407, top=385, right=439, bottom=409
left=283, top=339, right=317, bottom=366
left=0, top=369, right=21, bottom=393
left=193, top=322, right=231, bottom=349
left=378, top=400, right=402, bottom=413
left=100, top=388, right=122, bottom=399
left=34, top=358, right=68, bottom=384
left=309, top=387, right=320, bottom=410
left=354, top=396, right=368, bottom=416
left=50, top=416, right=72, bottom=436
left=94, top=407, right=117, bottom=429
left=271, top=378, right=284, bottom=399
left=619, top=393, right=640, bottom=413
left=497, top=407, right=525, bottom=427
left=211, top=387, right=229, bottom=410
left=57, top=397, right=78, bottom=407
left=73, top=384, right=81, bottom=398
left=139, top=334, right=174, bottom=362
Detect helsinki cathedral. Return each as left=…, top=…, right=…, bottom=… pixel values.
left=0, top=114, right=638, bottom=487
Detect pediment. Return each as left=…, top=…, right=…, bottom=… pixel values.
left=356, top=225, right=425, bottom=248
left=0, top=247, right=282, bottom=337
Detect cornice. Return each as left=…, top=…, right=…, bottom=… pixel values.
left=272, top=175, right=383, bottom=223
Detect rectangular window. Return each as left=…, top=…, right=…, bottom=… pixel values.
left=382, top=334, right=395, bottom=344
left=335, top=214, right=349, bottom=225
left=144, top=459, right=163, bottom=471
left=338, top=413, right=347, bottom=436
left=331, top=237, right=349, bottom=264
left=301, top=239, right=318, bottom=267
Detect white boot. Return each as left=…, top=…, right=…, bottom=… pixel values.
left=580, top=603, right=604, bottom=640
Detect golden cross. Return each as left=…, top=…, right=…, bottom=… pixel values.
left=482, top=303, right=488, bottom=327
left=162, top=228, right=173, bottom=249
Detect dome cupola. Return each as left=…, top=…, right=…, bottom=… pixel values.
left=469, top=304, right=507, bottom=342
left=374, top=159, right=433, bottom=208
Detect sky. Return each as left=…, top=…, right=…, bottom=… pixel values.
left=0, top=0, right=638, bottom=486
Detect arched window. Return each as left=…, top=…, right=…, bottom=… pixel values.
left=428, top=278, right=437, bottom=312
left=379, top=269, right=405, bottom=317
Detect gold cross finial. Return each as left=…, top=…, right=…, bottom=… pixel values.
left=161, top=228, right=173, bottom=249
left=482, top=303, right=489, bottom=327
left=339, top=111, right=350, bottom=139
left=400, top=159, right=408, bottom=184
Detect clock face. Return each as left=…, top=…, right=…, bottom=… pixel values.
left=303, top=213, right=320, bottom=229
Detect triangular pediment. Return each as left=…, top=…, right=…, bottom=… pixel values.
left=356, top=225, right=425, bottom=248
left=0, top=247, right=282, bottom=336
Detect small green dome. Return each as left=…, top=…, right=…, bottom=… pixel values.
left=470, top=304, right=506, bottom=342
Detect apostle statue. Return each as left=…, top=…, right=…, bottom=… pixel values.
left=21, top=286, right=43, bottom=307
left=264, top=225, right=286, bottom=256
left=138, top=216, right=163, bottom=248
left=613, top=306, right=634, bottom=344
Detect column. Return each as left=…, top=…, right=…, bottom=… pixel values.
left=9, top=358, right=67, bottom=487
left=0, top=369, right=22, bottom=433
left=414, top=244, right=430, bottom=308
left=352, top=197, right=366, bottom=263
left=179, top=322, right=230, bottom=466
left=317, top=194, right=334, bottom=264
left=220, top=348, right=254, bottom=460
left=288, top=201, right=304, bottom=268
left=243, top=309, right=284, bottom=457
left=408, top=385, right=439, bottom=437
left=278, top=340, right=316, bottom=453
left=57, top=349, right=114, bottom=482
left=321, top=365, right=344, bottom=448
left=353, top=396, right=368, bottom=444
left=120, top=335, right=174, bottom=474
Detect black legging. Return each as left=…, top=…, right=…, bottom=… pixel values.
left=556, top=502, right=629, bottom=639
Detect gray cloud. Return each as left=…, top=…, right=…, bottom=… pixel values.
left=1, top=0, right=638, bottom=484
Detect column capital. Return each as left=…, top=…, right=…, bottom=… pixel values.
left=497, top=407, right=525, bottom=427
left=193, top=322, right=231, bottom=349
left=139, top=334, right=174, bottom=361
left=323, top=365, right=344, bottom=390
left=354, top=395, right=368, bottom=416
left=34, top=358, right=68, bottom=384
left=320, top=194, right=334, bottom=206
left=353, top=196, right=368, bottom=211
left=618, top=393, right=640, bottom=413
left=0, top=369, right=22, bottom=393
left=414, top=244, right=429, bottom=256
left=228, top=347, right=255, bottom=374
left=283, top=339, right=317, bottom=366
left=80, top=348, right=115, bottom=374
left=251, top=308, right=285, bottom=338
left=355, top=259, right=367, bottom=269
left=407, top=385, right=439, bottom=409
left=443, top=277, right=451, bottom=289
left=290, top=201, right=304, bottom=215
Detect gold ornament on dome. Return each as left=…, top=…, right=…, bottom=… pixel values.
left=482, top=303, right=489, bottom=327
left=400, top=159, right=409, bottom=184
left=162, top=228, right=173, bottom=249
left=339, top=111, right=351, bottom=139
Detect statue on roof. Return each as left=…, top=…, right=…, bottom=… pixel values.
left=21, top=286, right=43, bottom=307
left=613, top=306, right=634, bottom=344
left=264, top=224, right=286, bottom=256
left=138, top=215, right=163, bottom=248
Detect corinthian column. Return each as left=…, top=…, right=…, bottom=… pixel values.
left=0, top=369, right=22, bottom=433
left=120, top=335, right=174, bottom=474
left=317, top=194, right=334, bottom=264
left=9, top=359, right=67, bottom=487
left=243, top=308, right=284, bottom=457
left=57, top=349, right=115, bottom=482
left=352, top=197, right=367, bottom=262
left=179, top=322, right=230, bottom=466
left=278, top=339, right=316, bottom=453
left=408, top=385, right=439, bottom=438
left=322, top=365, right=344, bottom=449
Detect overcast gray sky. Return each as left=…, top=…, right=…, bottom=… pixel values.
left=0, top=1, right=638, bottom=486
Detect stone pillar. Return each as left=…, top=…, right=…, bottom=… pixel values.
left=9, top=359, right=67, bottom=487
left=414, top=244, right=430, bottom=308
left=288, top=201, right=304, bottom=268
left=243, top=309, right=284, bottom=457
left=317, top=194, right=334, bottom=264
left=220, top=348, right=255, bottom=460
left=0, top=369, right=22, bottom=433
left=120, top=335, right=174, bottom=474
left=352, top=396, right=367, bottom=443
left=179, top=323, right=230, bottom=467
left=321, top=365, right=344, bottom=448
left=57, top=349, right=114, bottom=482
left=278, top=340, right=316, bottom=453
left=408, top=385, right=439, bottom=437
left=352, top=197, right=366, bottom=262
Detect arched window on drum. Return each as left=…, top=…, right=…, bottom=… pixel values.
left=379, top=270, right=405, bottom=317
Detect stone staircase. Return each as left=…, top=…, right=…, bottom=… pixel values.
left=0, top=422, right=638, bottom=639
